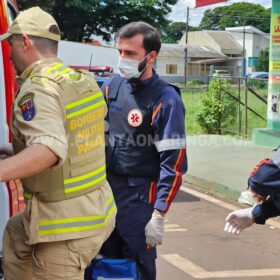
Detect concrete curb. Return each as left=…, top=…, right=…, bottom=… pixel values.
left=183, top=174, right=240, bottom=203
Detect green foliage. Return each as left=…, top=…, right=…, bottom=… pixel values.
left=17, top=0, right=178, bottom=42
left=186, top=79, right=203, bottom=86
left=256, top=48, right=269, bottom=72
left=247, top=79, right=267, bottom=89
left=199, top=3, right=271, bottom=32
left=196, top=78, right=237, bottom=134
left=162, top=22, right=200, bottom=43
left=182, top=87, right=267, bottom=137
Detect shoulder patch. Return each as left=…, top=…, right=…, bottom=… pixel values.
left=18, top=93, right=36, bottom=121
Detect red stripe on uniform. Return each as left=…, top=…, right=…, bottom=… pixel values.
left=166, top=150, right=185, bottom=206
left=152, top=182, right=157, bottom=204
left=168, top=152, right=185, bottom=205
left=149, top=181, right=157, bottom=204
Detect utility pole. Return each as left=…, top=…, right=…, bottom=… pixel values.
left=184, top=6, right=189, bottom=86
left=242, top=18, right=246, bottom=78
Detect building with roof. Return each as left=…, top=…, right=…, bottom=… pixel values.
left=179, top=26, right=269, bottom=78
left=156, top=43, right=227, bottom=83
left=226, top=26, right=269, bottom=74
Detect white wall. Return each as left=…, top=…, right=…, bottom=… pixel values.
left=156, top=57, right=185, bottom=76
left=228, top=31, right=269, bottom=73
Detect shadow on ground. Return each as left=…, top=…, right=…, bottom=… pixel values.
left=173, top=190, right=200, bottom=203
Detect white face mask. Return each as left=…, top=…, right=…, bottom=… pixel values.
left=117, top=54, right=149, bottom=80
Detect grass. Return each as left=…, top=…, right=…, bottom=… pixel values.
left=181, top=85, right=268, bottom=139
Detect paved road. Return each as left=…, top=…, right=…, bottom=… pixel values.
left=157, top=185, right=280, bottom=280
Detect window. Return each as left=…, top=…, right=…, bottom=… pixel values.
left=166, top=64, right=177, bottom=74
left=248, top=57, right=259, bottom=67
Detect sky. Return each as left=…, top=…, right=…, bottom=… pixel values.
left=168, top=0, right=272, bottom=27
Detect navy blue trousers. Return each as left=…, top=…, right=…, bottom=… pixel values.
left=101, top=171, right=156, bottom=280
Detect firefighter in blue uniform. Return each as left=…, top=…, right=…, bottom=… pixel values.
left=224, top=146, right=280, bottom=235
left=101, top=22, right=188, bottom=279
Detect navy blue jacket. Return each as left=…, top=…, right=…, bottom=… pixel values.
left=102, top=73, right=187, bottom=213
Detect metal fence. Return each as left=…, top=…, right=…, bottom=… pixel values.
left=183, top=76, right=268, bottom=138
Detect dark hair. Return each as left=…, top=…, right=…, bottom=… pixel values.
left=115, top=21, right=161, bottom=54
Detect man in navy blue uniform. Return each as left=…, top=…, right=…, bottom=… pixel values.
left=224, top=147, right=280, bottom=235
left=101, top=22, right=188, bottom=279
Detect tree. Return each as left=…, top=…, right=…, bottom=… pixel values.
left=199, top=3, right=271, bottom=33
left=17, top=0, right=178, bottom=42
left=162, top=22, right=201, bottom=43
left=196, top=78, right=237, bottom=134
left=256, top=48, right=269, bottom=72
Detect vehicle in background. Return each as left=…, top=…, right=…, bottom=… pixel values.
left=213, top=69, right=231, bottom=79
left=58, top=41, right=118, bottom=89
left=247, top=71, right=268, bottom=79
left=0, top=0, right=24, bottom=277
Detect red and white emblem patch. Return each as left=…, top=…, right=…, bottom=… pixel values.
left=128, top=109, right=143, bottom=127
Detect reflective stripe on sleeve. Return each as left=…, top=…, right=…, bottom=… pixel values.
left=66, top=91, right=105, bottom=119
left=38, top=195, right=116, bottom=236
left=154, top=138, right=186, bottom=152
left=64, top=164, right=106, bottom=194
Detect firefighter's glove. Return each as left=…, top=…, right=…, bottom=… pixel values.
left=224, top=207, right=254, bottom=235
left=145, top=212, right=165, bottom=247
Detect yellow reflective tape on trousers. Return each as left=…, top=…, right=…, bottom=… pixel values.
left=66, top=91, right=105, bottom=119
left=38, top=195, right=116, bottom=236
left=64, top=164, right=106, bottom=194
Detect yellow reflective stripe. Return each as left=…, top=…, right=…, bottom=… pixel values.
left=39, top=224, right=104, bottom=235
left=53, top=68, right=71, bottom=75
left=31, top=77, right=47, bottom=84
left=64, top=164, right=106, bottom=184
left=39, top=214, right=105, bottom=226
left=60, top=68, right=71, bottom=74
left=64, top=164, right=106, bottom=194
left=106, top=195, right=114, bottom=207
left=31, top=77, right=39, bottom=82
left=66, top=91, right=104, bottom=119
left=38, top=196, right=115, bottom=226
left=66, top=100, right=105, bottom=119
left=46, top=63, right=64, bottom=73
left=66, top=91, right=103, bottom=110
left=105, top=202, right=117, bottom=223
left=24, top=193, right=33, bottom=199
left=64, top=174, right=106, bottom=194
left=38, top=196, right=116, bottom=236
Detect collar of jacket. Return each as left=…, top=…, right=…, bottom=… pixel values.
left=16, top=58, right=63, bottom=86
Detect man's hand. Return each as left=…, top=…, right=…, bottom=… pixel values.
left=224, top=207, right=254, bottom=235
left=145, top=210, right=165, bottom=247
left=0, top=143, right=14, bottom=159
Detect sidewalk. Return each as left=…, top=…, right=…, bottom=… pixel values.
left=183, top=135, right=275, bottom=201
